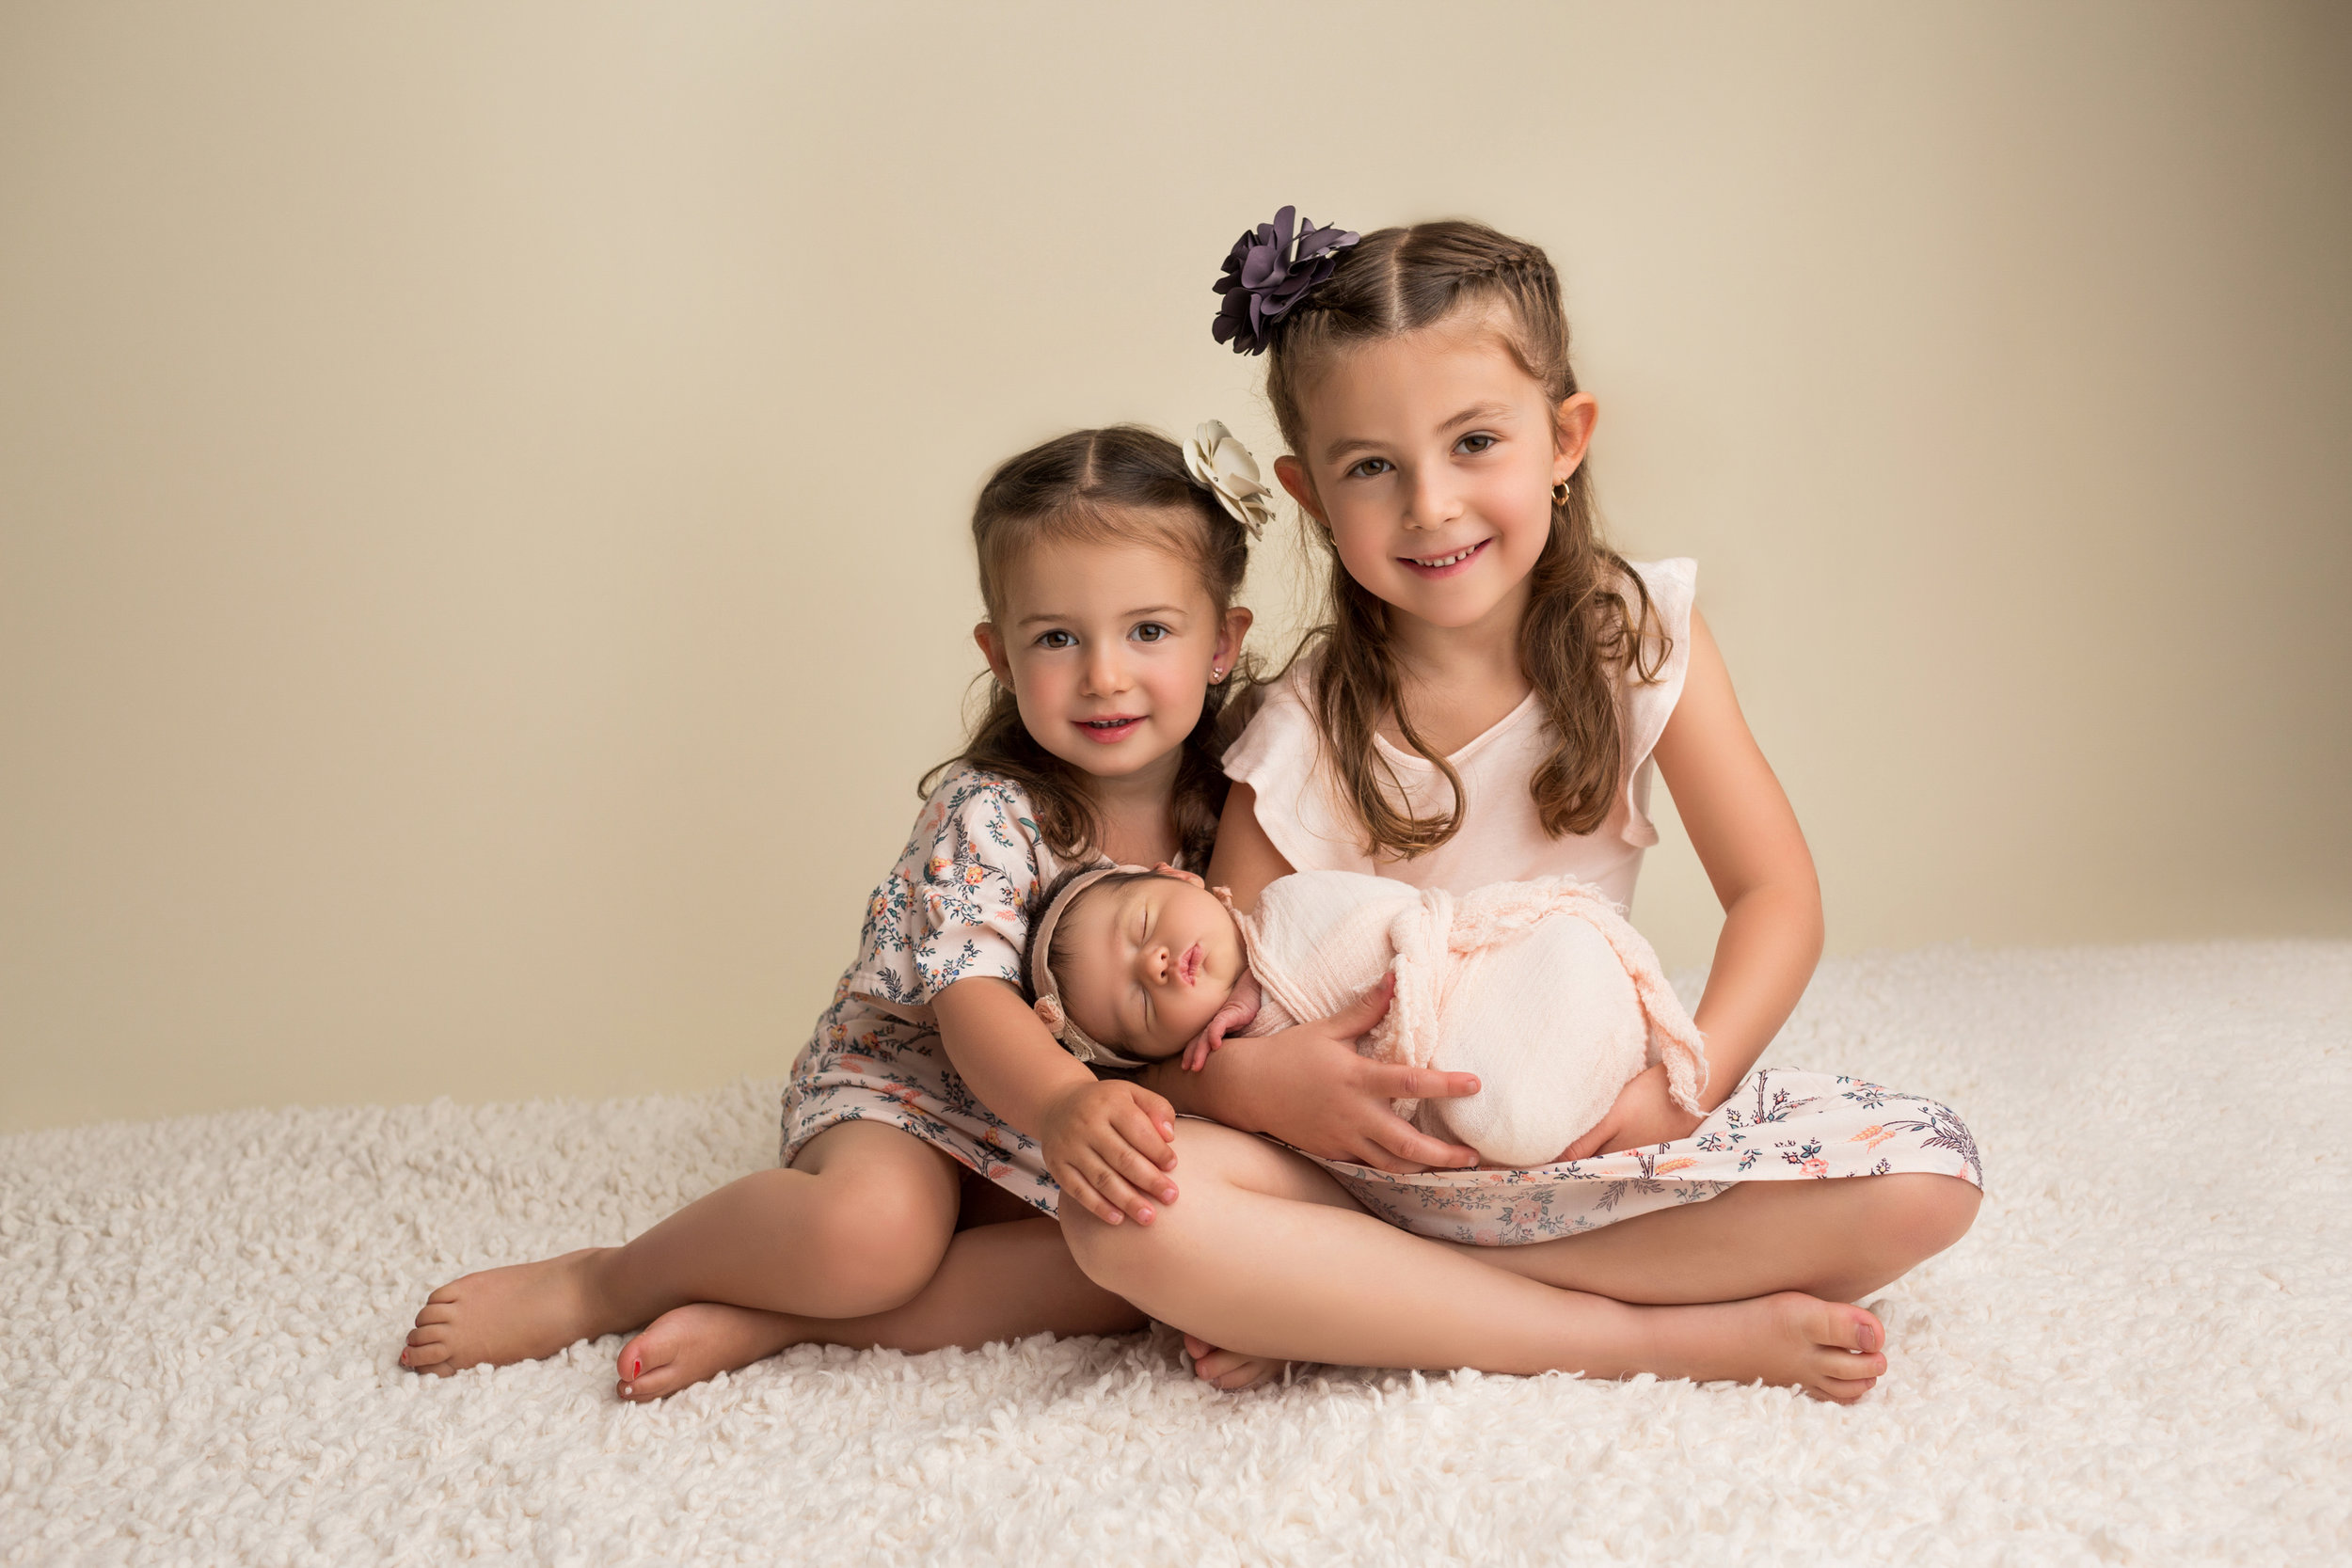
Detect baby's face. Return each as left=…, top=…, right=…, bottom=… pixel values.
left=1057, top=875, right=1246, bottom=1061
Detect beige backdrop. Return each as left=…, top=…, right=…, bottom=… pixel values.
left=4, top=2, right=2347, bottom=1133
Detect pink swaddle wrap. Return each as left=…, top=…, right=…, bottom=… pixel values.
left=1235, top=870, right=1709, bottom=1167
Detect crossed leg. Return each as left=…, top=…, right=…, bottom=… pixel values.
left=615, top=1174, right=1144, bottom=1401
left=405, top=1120, right=1137, bottom=1382
left=1066, top=1121, right=1976, bottom=1402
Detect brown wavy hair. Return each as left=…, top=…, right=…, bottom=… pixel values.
left=921, top=426, right=1256, bottom=871
left=1263, top=219, right=1666, bottom=857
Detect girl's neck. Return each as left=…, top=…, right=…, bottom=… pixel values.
left=1380, top=578, right=1533, bottom=753
left=1081, top=749, right=1184, bottom=867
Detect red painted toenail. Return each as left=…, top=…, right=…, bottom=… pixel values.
left=631, top=1356, right=641, bottom=1379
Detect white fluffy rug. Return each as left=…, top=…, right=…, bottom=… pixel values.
left=6, top=942, right=2348, bottom=1566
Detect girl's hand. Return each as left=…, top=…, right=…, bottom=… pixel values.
left=1191, top=976, right=1484, bottom=1174
left=1560, top=1064, right=1706, bottom=1162
left=1040, top=1079, right=1180, bottom=1227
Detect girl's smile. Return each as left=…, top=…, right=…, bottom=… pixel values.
left=1077, top=714, right=1147, bottom=743
left=1400, top=537, right=1493, bottom=577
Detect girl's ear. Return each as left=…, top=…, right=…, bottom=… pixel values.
left=1273, top=455, right=1327, bottom=526
left=973, top=621, right=1013, bottom=689
left=1215, top=606, right=1255, bottom=674
left=1551, top=393, right=1599, bottom=485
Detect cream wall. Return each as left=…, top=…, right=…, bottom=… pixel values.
left=4, top=2, right=2347, bottom=1133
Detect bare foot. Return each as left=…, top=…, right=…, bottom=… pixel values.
left=1181, top=1332, right=1289, bottom=1392
left=614, top=1302, right=806, bottom=1402
left=402, top=1248, right=628, bottom=1375
left=1642, top=1291, right=1888, bottom=1403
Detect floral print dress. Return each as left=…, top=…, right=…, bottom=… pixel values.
left=780, top=768, right=1080, bottom=1216
left=1311, top=1068, right=1982, bottom=1246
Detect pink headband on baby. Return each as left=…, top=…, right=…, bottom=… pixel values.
left=1026, top=864, right=1158, bottom=1071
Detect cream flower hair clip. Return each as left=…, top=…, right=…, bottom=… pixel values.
left=1184, top=420, right=1276, bottom=540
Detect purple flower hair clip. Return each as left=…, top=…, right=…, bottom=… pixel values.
left=1211, top=206, right=1359, bottom=356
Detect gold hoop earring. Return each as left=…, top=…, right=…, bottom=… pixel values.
left=1551, top=479, right=1571, bottom=505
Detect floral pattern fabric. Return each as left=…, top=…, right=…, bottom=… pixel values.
left=1311, top=1068, right=1983, bottom=1246
left=780, top=768, right=1076, bottom=1217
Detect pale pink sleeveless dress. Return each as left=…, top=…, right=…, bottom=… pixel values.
left=1222, top=560, right=1981, bottom=1244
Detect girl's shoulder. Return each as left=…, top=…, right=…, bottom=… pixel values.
left=905, top=763, right=1051, bottom=867
left=847, top=765, right=1055, bottom=1020
left=1619, top=556, right=1697, bottom=647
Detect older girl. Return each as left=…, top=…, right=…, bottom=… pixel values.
left=1065, top=215, right=1982, bottom=1403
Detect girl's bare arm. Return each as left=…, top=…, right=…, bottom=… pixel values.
left=931, top=976, right=1178, bottom=1226
left=1650, top=606, right=1824, bottom=1098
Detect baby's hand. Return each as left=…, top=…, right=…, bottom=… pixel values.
left=1040, top=1078, right=1179, bottom=1227
left=1180, top=971, right=1263, bottom=1072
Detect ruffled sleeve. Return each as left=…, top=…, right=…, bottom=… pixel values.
left=1615, top=558, right=1697, bottom=848
left=845, top=768, right=1057, bottom=1025
left=1219, top=658, right=1379, bottom=877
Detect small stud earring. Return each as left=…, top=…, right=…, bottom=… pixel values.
left=1210, top=666, right=1225, bottom=684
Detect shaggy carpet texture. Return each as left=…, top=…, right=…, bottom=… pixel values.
left=4, top=942, right=2347, bottom=1567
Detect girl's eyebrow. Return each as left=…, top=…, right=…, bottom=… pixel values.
left=1016, top=603, right=1190, bottom=628
left=1323, top=402, right=1519, bottom=465
left=1440, top=401, right=1518, bottom=432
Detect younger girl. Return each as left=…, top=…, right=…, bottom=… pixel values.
left=1065, top=216, right=1983, bottom=1402
left=401, top=425, right=1281, bottom=1399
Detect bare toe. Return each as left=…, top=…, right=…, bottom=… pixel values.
left=397, top=1248, right=623, bottom=1374
left=1184, top=1338, right=1287, bottom=1392
left=615, top=1302, right=802, bottom=1403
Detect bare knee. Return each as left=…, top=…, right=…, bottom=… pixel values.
left=1895, top=1173, right=1981, bottom=1259
left=798, top=1170, right=953, bottom=1318
left=1824, top=1174, right=1981, bottom=1300
left=1059, top=1122, right=1325, bottom=1307
left=1058, top=1190, right=1170, bottom=1301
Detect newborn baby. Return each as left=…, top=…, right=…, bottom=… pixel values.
left=1025, top=864, right=1709, bottom=1167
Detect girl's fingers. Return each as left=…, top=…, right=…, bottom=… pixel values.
left=1085, top=1161, right=1158, bottom=1226
left=1562, top=1119, right=1613, bottom=1163
left=1058, top=1169, right=1121, bottom=1227
left=1133, top=1090, right=1179, bottom=1152
left=1367, top=1064, right=1481, bottom=1102
left=1368, top=1117, right=1481, bottom=1171
left=1324, top=974, right=1396, bottom=1037
left=1116, top=1108, right=1179, bottom=1176
left=1110, top=1129, right=1179, bottom=1201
